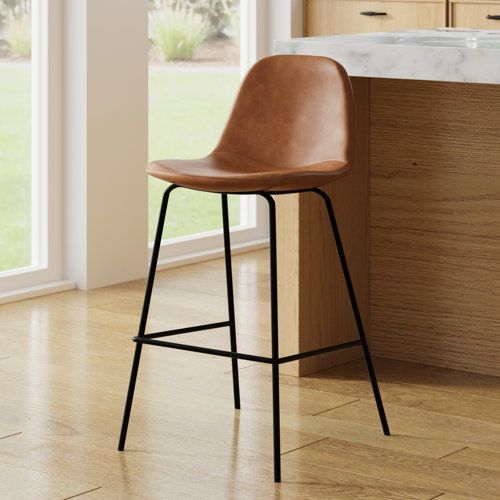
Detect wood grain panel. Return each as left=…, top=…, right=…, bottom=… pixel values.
left=276, top=188, right=301, bottom=373
left=450, top=0, right=500, bottom=29
left=287, top=437, right=500, bottom=499
left=277, top=77, right=370, bottom=376
left=443, top=446, right=500, bottom=472
left=305, top=0, right=446, bottom=36
left=324, top=397, right=500, bottom=454
left=370, top=79, right=500, bottom=376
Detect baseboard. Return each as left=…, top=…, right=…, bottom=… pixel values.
left=156, top=238, right=269, bottom=271
left=0, top=242, right=268, bottom=304
left=0, top=280, right=76, bottom=305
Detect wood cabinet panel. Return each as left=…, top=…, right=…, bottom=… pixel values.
left=305, top=0, right=446, bottom=36
left=450, top=0, right=500, bottom=29
left=370, top=79, right=500, bottom=376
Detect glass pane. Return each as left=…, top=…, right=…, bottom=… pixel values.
left=148, top=0, right=241, bottom=241
left=0, top=0, right=32, bottom=272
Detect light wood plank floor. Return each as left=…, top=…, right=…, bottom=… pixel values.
left=1, top=250, right=500, bottom=499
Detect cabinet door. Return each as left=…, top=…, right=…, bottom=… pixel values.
left=450, top=0, right=500, bottom=29
left=305, top=0, right=446, bottom=36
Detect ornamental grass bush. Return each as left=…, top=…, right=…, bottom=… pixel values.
left=151, top=6, right=208, bottom=61
left=4, top=10, right=30, bottom=58
left=1, top=0, right=31, bottom=59
left=149, top=0, right=239, bottom=39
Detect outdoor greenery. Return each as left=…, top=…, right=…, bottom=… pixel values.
left=0, top=64, right=31, bottom=272
left=0, top=0, right=30, bottom=59
left=0, top=0, right=30, bottom=18
left=0, top=65, right=240, bottom=271
left=149, top=0, right=239, bottom=39
left=4, top=10, right=30, bottom=58
left=228, top=9, right=240, bottom=46
left=151, top=6, right=208, bottom=61
left=148, top=68, right=240, bottom=241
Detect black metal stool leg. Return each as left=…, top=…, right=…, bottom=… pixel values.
left=313, top=188, right=390, bottom=437
left=261, top=193, right=281, bottom=483
left=118, top=184, right=178, bottom=451
left=221, top=194, right=241, bottom=410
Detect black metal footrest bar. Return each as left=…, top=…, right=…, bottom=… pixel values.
left=134, top=336, right=273, bottom=363
left=278, top=339, right=362, bottom=364
left=134, top=336, right=363, bottom=365
left=144, top=321, right=231, bottom=340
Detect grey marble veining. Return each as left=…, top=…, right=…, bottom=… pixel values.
left=274, top=29, right=500, bottom=85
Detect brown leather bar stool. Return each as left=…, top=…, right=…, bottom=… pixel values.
left=118, top=55, right=390, bottom=483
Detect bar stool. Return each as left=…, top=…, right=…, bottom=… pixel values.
left=118, top=55, right=390, bottom=483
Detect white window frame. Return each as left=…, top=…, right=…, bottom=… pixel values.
left=0, top=0, right=69, bottom=297
left=152, top=0, right=270, bottom=270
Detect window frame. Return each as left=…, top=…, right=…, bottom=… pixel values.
left=151, top=0, right=270, bottom=269
left=0, top=0, right=65, bottom=294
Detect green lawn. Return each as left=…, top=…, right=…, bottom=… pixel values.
left=148, top=67, right=241, bottom=241
left=0, top=64, right=31, bottom=272
left=0, top=64, right=240, bottom=272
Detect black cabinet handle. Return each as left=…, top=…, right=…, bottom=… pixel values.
left=360, top=11, right=387, bottom=16
left=486, top=14, right=500, bottom=20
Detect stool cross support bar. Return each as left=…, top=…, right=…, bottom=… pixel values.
left=144, top=321, right=231, bottom=339
left=133, top=333, right=363, bottom=365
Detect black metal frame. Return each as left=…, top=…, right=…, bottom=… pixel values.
left=118, top=184, right=390, bottom=483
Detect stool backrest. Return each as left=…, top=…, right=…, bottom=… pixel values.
left=215, top=55, right=354, bottom=170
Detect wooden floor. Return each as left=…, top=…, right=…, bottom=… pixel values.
left=1, top=250, right=500, bottom=499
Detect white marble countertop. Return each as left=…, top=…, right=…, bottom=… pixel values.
left=274, top=29, right=500, bottom=85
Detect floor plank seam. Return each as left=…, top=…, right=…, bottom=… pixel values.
left=312, top=399, right=360, bottom=416
left=63, top=486, right=102, bottom=500
left=383, top=378, right=500, bottom=404
left=286, top=454, right=448, bottom=495
left=0, top=431, right=22, bottom=440
left=348, top=396, right=500, bottom=430
left=280, top=437, right=330, bottom=456
left=437, top=446, right=468, bottom=460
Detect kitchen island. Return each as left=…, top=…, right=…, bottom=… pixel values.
left=274, top=29, right=500, bottom=377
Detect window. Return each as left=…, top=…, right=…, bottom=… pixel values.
left=0, top=0, right=62, bottom=293
left=148, top=0, right=267, bottom=267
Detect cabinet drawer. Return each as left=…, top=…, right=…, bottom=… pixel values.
left=450, top=0, right=500, bottom=29
left=305, top=0, right=446, bottom=36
